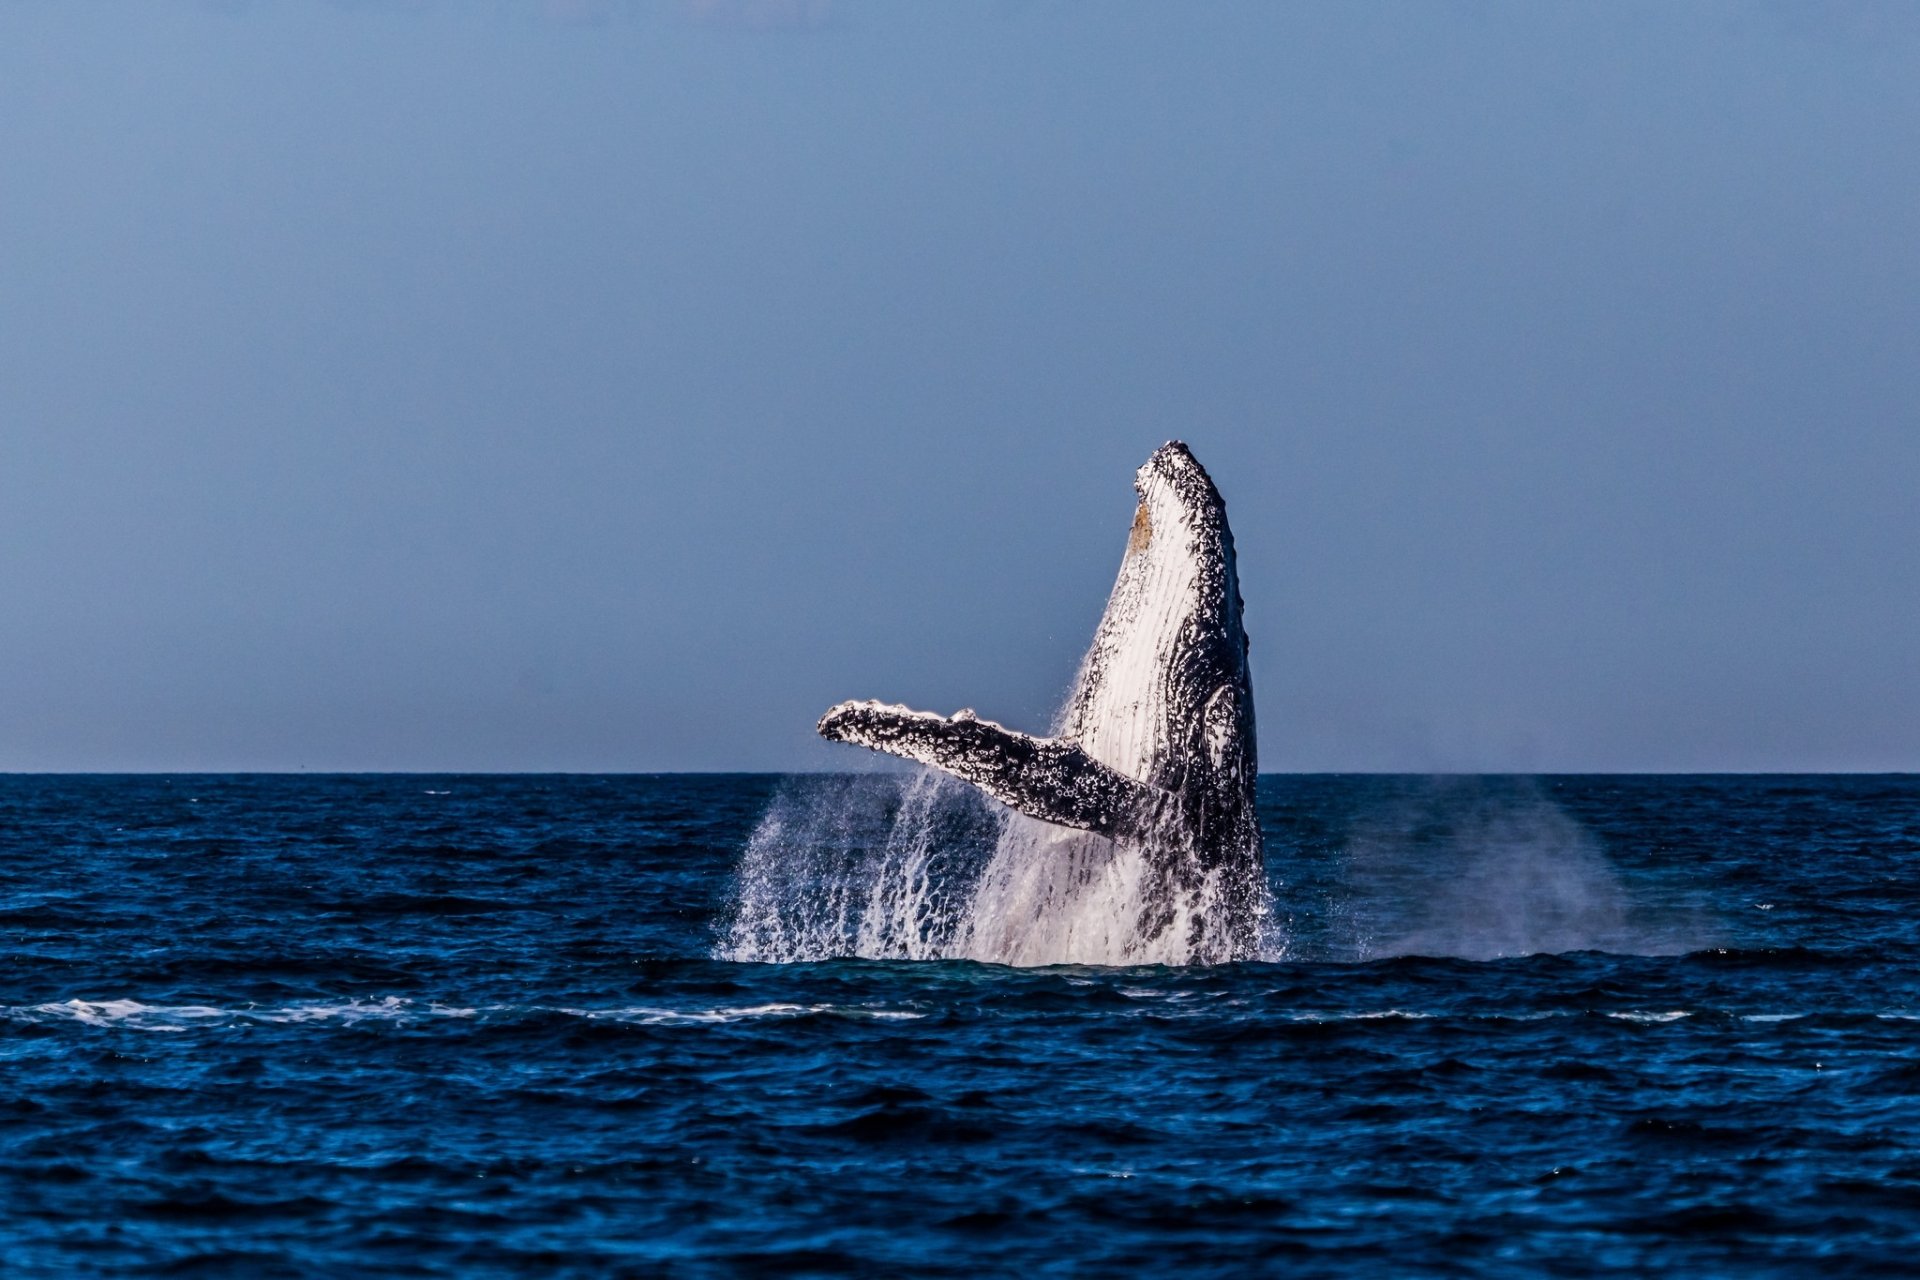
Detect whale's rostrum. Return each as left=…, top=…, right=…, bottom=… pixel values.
left=817, top=441, right=1267, bottom=963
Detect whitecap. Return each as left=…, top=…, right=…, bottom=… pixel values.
left=560, top=1002, right=925, bottom=1025
left=3, top=996, right=920, bottom=1031
left=5, top=996, right=476, bottom=1031
left=1286, top=1009, right=1436, bottom=1023
left=26, top=999, right=227, bottom=1031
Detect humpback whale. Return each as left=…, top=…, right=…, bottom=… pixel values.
left=817, top=441, right=1266, bottom=962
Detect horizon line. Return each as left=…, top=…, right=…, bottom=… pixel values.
left=2, top=769, right=1915, bottom=779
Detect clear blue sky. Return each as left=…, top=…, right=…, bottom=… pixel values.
left=3, top=1, right=1916, bottom=772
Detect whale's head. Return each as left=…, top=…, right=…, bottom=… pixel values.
left=1130, top=441, right=1227, bottom=561
left=1061, top=441, right=1252, bottom=786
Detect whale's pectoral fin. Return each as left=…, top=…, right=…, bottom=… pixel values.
left=817, top=700, right=1154, bottom=838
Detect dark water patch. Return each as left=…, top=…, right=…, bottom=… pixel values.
left=339, top=892, right=527, bottom=917
left=126, top=1190, right=340, bottom=1223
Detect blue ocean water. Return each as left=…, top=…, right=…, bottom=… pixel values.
left=3, top=774, right=1919, bottom=1277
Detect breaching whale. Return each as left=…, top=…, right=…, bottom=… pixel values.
left=817, top=441, right=1266, bottom=962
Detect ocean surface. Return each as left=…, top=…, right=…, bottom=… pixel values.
left=4, top=773, right=1919, bottom=1277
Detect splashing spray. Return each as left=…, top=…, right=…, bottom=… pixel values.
left=718, top=770, right=1279, bottom=966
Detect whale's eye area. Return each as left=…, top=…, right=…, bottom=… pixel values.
left=1128, top=500, right=1153, bottom=554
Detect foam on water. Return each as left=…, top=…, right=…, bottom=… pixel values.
left=6, top=997, right=476, bottom=1030
left=4, top=997, right=928, bottom=1031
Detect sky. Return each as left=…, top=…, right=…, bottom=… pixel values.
left=2, top=0, right=1917, bottom=773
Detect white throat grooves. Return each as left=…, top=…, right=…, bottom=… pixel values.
left=1063, top=501, right=1200, bottom=784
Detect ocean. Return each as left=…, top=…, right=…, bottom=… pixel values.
left=3, top=773, right=1918, bottom=1276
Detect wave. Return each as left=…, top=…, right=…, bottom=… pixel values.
left=1, top=997, right=927, bottom=1032
left=14, top=995, right=1907, bottom=1034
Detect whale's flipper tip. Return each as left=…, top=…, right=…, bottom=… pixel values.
left=817, top=698, right=906, bottom=743
left=814, top=700, right=1153, bottom=838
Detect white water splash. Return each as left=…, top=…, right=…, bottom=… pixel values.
left=717, top=771, right=1278, bottom=966
left=953, top=814, right=1272, bottom=966
left=718, top=770, right=992, bottom=962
